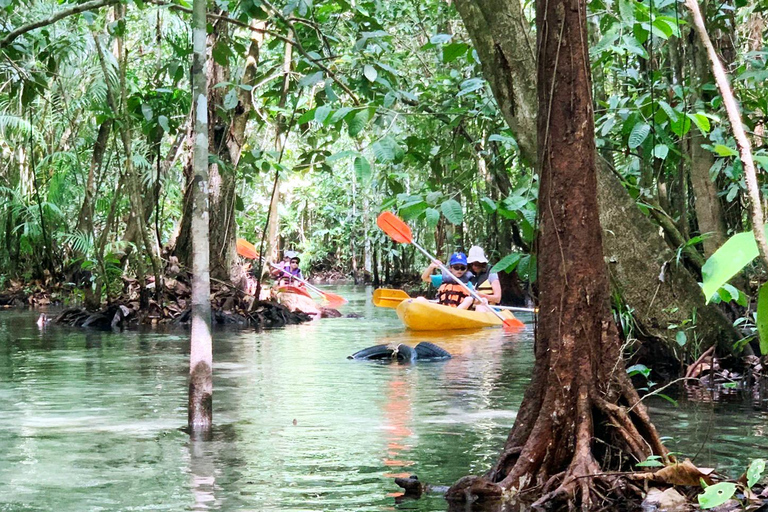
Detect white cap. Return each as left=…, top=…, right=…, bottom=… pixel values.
left=467, top=246, right=488, bottom=264
left=284, top=250, right=298, bottom=259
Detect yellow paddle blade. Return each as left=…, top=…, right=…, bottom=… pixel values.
left=372, top=288, right=411, bottom=308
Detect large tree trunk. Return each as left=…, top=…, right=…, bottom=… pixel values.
left=189, top=0, right=213, bottom=434
left=175, top=16, right=261, bottom=282
left=454, top=0, right=740, bottom=358
left=597, top=160, right=738, bottom=355
left=447, top=0, right=666, bottom=504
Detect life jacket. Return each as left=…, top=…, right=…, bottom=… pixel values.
left=470, top=271, right=498, bottom=304
left=436, top=283, right=470, bottom=307
left=278, top=267, right=302, bottom=286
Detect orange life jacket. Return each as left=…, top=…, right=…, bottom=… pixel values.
left=436, top=283, right=469, bottom=307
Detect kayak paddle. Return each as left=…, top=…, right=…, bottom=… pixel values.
left=372, top=288, right=411, bottom=308
left=276, top=284, right=313, bottom=299
left=373, top=288, right=537, bottom=313
left=376, top=212, right=524, bottom=330
left=268, top=263, right=348, bottom=307
left=236, top=238, right=347, bottom=307
left=237, top=238, right=260, bottom=260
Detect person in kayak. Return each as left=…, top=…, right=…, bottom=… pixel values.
left=276, top=255, right=305, bottom=287
left=270, top=250, right=297, bottom=278
left=420, top=252, right=474, bottom=309
left=466, top=246, right=502, bottom=311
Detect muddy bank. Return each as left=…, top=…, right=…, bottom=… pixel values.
left=2, top=273, right=314, bottom=330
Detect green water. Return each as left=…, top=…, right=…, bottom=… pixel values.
left=0, top=286, right=766, bottom=511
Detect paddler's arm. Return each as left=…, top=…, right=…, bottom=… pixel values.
left=478, top=277, right=502, bottom=304
left=421, top=261, right=440, bottom=283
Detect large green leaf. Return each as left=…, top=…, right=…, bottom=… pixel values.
left=697, top=482, right=736, bottom=509
left=747, top=459, right=766, bottom=488
left=353, top=156, right=372, bottom=184
left=347, top=109, right=371, bottom=137
left=441, top=199, right=463, bottom=225
left=758, top=284, right=768, bottom=356
left=628, top=122, right=650, bottom=149
left=363, top=64, right=377, bottom=82
left=701, top=226, right=767, bottom=302
left=424, top=207, right=440, bottom=228
left=491, top=253, right=521, bottom=274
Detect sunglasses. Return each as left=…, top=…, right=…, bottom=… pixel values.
left=451, top=265, right=467, bottom=271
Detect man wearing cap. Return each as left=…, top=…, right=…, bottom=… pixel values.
left=420, top=252, right=475, bottom=309
left=467, top=246, right=502, bottom=308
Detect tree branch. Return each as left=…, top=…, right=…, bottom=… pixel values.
left=147, top=0, right=359, bottom=105
left=0, top=0, right=119, bottom=49
left=260, top=0, right=360, bottom=105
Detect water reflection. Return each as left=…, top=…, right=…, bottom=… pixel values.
left=0, top=289, right=767, bottom=511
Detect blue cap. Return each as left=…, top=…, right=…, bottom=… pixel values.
left=449, top=252, right=468, bottom=266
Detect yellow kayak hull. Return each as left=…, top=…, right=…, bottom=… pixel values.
left=395, top=299, right=518, bottom=331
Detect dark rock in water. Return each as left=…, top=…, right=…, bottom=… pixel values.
left=349, top=342, right=451, bottom=362
left=55, top=305, right=133, bottom=329
left=320, top=307, right=342, bottom=318
left=394, top=475, right=450, bottom=498
left=344, top=312, right=363, bottom=318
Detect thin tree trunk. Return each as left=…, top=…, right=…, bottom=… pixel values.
left=687, top=7, right=727, bottom=257
left=76, top=120, right=112, bottom=235
left=685, top=0, right=768, bottom=267
left=265, top=43, right=293, bottom=267
left=189, top=0, right=213, bottom=434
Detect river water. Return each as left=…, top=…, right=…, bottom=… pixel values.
left=0, top=286, right=766, bottom=511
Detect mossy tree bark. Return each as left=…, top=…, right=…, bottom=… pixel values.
left=447, top=0, right=667, bottom=505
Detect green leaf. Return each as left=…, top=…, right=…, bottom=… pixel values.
left=223, top=89, right=239, bottom=110
left=653, top=144, right=669, bottom=160
left=141, top=103, right=153, bottom=121
left=157, top=115, right=170, bottom=133
left=353, top=156, right=372, bottom=184
left=297, top=108, right=317, bottom=125
left=698, top=482, right=736, bottom=509
left=628, top=122, right=650, bottom=149
left=441, top=199, right=463, bottom=225
left=425, top=207, right=440, bottom=228
left=399, top=201, right=427, bottom=221
left=713, top=144, right=738, bottom=157
left=747, top=459, right=765, bottom=488
left=701, top=226, right=768, bottom=302
left=347, top=109, right=371, bottom=137
left=314, top=105, right=332, bottom=124
left=675, top=331, right=687, bottom=346
left=442, top=43, right=468, bottom=63
left=363, top=64, right=377, bottom=82
left=480, top=197, right=497, bottom=214
left=758, top=283, right=768, bottom=356
left=426, top=191, right=442, bottom=205
left=754, top=155, right=768, bottom=171
left=626, top=364, right=651, bottom=378
left=299, top=71, right=324, bottom=87
left=329, top=107, right=353, bottom=124
left=490, top=253, right=521, bottom=274
left=688, top=113, right=711, bottom=134
left=458, top=78, right=484, bottom=96
left=636, top=456, right=664, bottom=468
